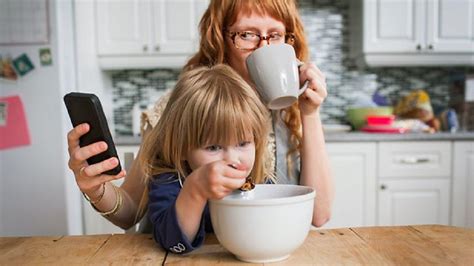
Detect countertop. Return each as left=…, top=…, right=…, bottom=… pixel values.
left=323, top=131, right=474, bottom=142
left=1, top=225, right=472, bottom=264
left=115, top=132, right=474, bottom=145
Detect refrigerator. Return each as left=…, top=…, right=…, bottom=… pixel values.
left=0, top=0, right=82, bottom=236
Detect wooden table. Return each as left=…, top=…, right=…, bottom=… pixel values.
left=1, top=225, right=473, bottom=265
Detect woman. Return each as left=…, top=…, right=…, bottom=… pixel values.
left=67, top=0, right=334, bottom=230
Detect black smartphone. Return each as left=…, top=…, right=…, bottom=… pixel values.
left=64, top=92, right=122, bottom=175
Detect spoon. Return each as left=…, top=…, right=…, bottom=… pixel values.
left=238, top=176, right=255, bottom=200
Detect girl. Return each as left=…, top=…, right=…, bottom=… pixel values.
left=139, top=64, right=271, bottom=253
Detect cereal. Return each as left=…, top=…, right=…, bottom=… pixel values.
left=239, top=176, right=255, bottom=192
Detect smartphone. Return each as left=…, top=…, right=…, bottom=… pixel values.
left=64, top=92, right=122, bottom=175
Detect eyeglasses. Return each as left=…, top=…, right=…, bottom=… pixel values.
left=226, top=31, right=296, bottom=51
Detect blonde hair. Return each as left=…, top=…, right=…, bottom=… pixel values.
left=185, top=0, right=306, bottom=176
left=139, top=63, right=270, bottom=191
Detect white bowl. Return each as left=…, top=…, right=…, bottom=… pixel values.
left=209, top=184, right=315, bottom=263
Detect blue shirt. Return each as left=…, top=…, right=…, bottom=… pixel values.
left=148, top=173, right=213, bottom=254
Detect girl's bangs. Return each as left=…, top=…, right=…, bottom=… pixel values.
left=199, top=100, right=257, bottom=147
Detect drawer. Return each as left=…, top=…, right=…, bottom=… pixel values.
left=378, top=141, right=451, bottom=178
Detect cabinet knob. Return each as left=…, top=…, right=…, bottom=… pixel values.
left=380, top=184, right=387, bottom=190
left=428, top=44, right=433, bottom=50
left=143, top=45, right=148, bottom=52
left=416, top=44, right=421, bottom=51
left=154, top=45, right=160, bottom=52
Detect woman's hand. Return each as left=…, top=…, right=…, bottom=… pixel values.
left=185, top=160, right=247, bottom=201
left=67, top=123, right=126, bottom=199
left=298, top=62, right=328, bottom=116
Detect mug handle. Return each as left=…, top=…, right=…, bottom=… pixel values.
left=297, top=60, right=309, bottom=96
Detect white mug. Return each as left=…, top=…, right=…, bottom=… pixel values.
left=246, top=43, right=308, bottom=110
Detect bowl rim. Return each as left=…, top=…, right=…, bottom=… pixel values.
left=346, top=106, right=394, bottom=111
left=209, top=184, right=316, bottom=206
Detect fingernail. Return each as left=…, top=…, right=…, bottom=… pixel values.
left=100, top=142, right=107, bottom=150
left=109, top=157, right=117, bottom=165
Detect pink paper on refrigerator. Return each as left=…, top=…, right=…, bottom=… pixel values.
left=0, top=95, right=31, bottom=150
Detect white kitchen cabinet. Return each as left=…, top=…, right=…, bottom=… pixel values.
left=378, top=179, right=450, bottom=226
left=83, top=145, right=140, bottom=235
left=96, top=0, right=208, bottom=69
left=96, top=0, right=149, bottom=56
left=451, top=141, right=474, bottom=228
left=82, top=139, right=471, bottom=234
left=350, top=0, right=474, bottom=66
left=427, top=0, right=474, bottom=53
left=323, top=143, right=377, bottom=228
left=364, top=0, right=425, bottom=53
left=377, top=141, right=451, bottom=226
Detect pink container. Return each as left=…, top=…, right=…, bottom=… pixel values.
left=366, top=115, right=395, bottom=126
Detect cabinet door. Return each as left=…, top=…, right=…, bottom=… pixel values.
left=378, top=179, right=450, bottom=226
left=427, top=0, right=474, bottom=53
left=452, top=142, right=474, bottom=228
left=151, top=0, right=208, bottom=54
left=364, top=0, right=425, bottom=52
left=96, top=0, right=151, bottom=55
left=322, top=143, right=376, bottom=228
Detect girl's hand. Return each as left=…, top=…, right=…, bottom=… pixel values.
left=67, top=123, right=126, bottom=198
left=186, top=160, right=248, bottom=201
left=298, top=62, right=328, bottom=116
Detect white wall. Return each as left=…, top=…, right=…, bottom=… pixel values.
left=0, top=0, right=82, bottom=236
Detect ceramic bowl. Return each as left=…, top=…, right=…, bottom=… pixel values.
left=209, top=184, right=315, bottom=263
left=346, top=106, right=394, bottom=130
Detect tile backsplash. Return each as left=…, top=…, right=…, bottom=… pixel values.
left=112, top=69, right=180, bottom=136
left=111, top=0, right=472, bottom=136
